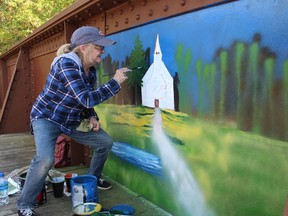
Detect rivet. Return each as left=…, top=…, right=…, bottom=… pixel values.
left=105, top=25, right=109, bottom=30
left=130, top=5, right=134, bottom=11
left=110, top=13, right=114, bottom=18
left=115, top=21, right=119, bottom=27
left=180, top=0, right=186, bottom=6
left=142, top=0, right=147, bottom=6
left=120, top=9, right=123, bottom=15
left=148, top=9, right=153, bottom=16
left=163, top=5, right=169, bottom=12
left=136, top=14, right=140, bottom=21
left=125, top=18, right=129, bottom=24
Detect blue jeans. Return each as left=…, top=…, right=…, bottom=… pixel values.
left=17, top=118, right=113, bottom=209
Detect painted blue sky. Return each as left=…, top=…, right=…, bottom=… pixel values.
left=105, top=0, right=288, bottom=77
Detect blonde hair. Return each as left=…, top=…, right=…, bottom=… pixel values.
left=57, top=43, right=96, bottom=67
left=56, top=44, right=72, bottom=56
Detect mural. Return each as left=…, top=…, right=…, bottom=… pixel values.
left=95, top=1, right=288, bottom=216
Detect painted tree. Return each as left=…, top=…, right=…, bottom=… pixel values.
left=235, top=42, right=245, bottom=129
left=249, top=38, right=261, bottom=133
left=264, top=57, right=275, bottom=134
left=219, top=50, right=228, bottom=121
left=208, top=63, right=216, bottom=118
left=127, top=34, right=147, bottom=105
left=175, top=44, right=192, bottom=113
left=0, top=0, right=76, bottom=54
left=196, top=60, right=204, bottom=117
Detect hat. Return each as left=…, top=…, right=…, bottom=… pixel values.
left=70, top=26, right=116, bottom=48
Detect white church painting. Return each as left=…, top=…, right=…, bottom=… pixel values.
left=141, top=34, right=175, bottom=110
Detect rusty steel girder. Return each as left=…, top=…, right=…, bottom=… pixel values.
left=105, top=0, right=228, bottom=34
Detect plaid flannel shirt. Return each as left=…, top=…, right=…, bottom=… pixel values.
left=30, top=52, right=120, bottom=134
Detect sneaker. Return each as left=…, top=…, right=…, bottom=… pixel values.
left=97, top=178, right=112, bottom=190
left=18, top=209, right=36, bottom=216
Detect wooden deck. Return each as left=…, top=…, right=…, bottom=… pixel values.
left=0, top=133, right=171, bottom=216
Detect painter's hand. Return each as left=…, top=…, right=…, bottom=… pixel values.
left=89, top=116, right=100, bottom=132
left=113, top=67, right=131, bottom=84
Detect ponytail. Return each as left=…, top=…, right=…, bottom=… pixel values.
left=56, top=44, right=73, bottom=56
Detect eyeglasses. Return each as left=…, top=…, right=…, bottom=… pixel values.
left=94, top=45, right=104, bottom=51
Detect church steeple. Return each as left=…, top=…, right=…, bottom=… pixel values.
left=154, top=34, right=162, bottom=61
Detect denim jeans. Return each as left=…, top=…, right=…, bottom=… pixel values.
left=17, top=118, right=113, bottom=209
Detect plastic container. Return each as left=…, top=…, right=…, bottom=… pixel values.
left=73, top=202, right=102, bottom=215
left=70, top=175, right=98, bottom=208
left=0, top=172, right=9, bottom=206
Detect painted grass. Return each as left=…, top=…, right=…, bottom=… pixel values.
left=95, top=104, right=288, bottom=216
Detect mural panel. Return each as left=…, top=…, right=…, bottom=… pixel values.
left=94, top=1, right=288, bottom=215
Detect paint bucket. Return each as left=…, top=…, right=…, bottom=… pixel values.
left=19, top=172, right=47, bottom=206
left=70, top=175, right=98, bottom=208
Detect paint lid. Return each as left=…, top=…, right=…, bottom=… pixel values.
left=73, top=202, right=102, bottom=215
left=110, top=204, right=135, bottom=215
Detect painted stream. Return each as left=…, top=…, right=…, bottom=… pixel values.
left=152, top=108, right=214, bottom=216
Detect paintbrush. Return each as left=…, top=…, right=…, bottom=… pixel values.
left=102, top=66, right=144, bottom=77
left=47, top=173, right=54, bottom=182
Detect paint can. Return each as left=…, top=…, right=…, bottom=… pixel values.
left=19, top=172, right=47, bottom=206
left=70, top=175, right=98, bottom=208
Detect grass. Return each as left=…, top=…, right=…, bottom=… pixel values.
left=95, top=104, right=288, bottom=216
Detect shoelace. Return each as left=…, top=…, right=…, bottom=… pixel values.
left=98, top=178, right=104, bottom=184
left=20, top=209, right=34, bottom=216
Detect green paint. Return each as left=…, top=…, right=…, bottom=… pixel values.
left=219, top=50, right=228, bottom=120
left=209, top=63, right=216, bottom=117
left=127, top=35, right=147, bottom=104
left=235, top=43, right=245, bottom=129
left=264, top=57, right=274, bottom=135
left=176, top=44, right=184, bottom=69
left=249, top=42, right=260, bottom=133
left=176, top=44, right=192, bottom=113
left=202, top=64, right=210, bottom=116
left=196, top=60, right=203, bottom=116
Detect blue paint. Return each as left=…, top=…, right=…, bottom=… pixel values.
left=106, top=0, right=287, bottom=79
left=111, top=142, right=162, bottom=176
